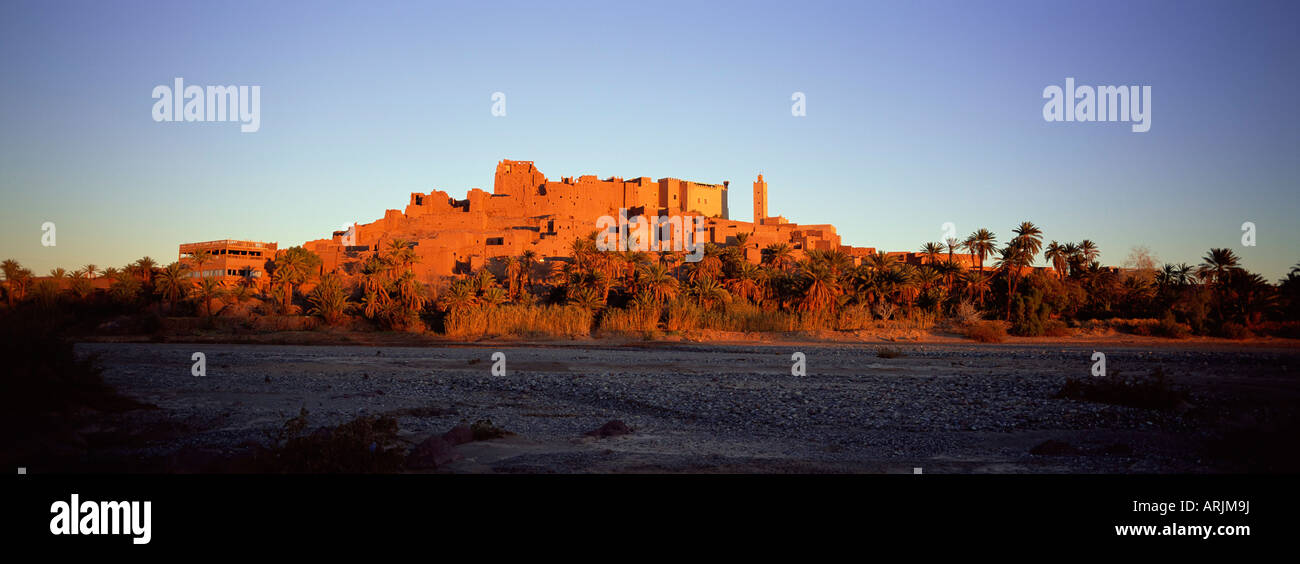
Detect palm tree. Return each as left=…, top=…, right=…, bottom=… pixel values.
left=192, top=276, right=225, bottom=319
left=637, top=263, right=679, bottom=304
left=845, top=264, right=876, bottom=306
left=190, top=250, right=212, bottom=279
left=83, top=264, right=99, bottom=280
left=914, top=266, right=943, bottom=293
left=690, top=276, right=731, bottom=310
left=920, top=242, right=945, bottom=266
left=962, top=229, right=997, bottom=273
left=270, top=249, right=313, bottom=312
left=796, top=261, right=840, bottom=312
left=892, top=265, right=920, bottom=309
left=567, top=285, right=605, bottom=311
left=1079, top=239, right=1100, bottom=266
left=154, top=262, right=192, bottom=309
left=69, top=276, right=93, bottom=300
left=32, top=279, right=60, bottom=308
left=362, top=289, right=392, bottom=321
left=394, top=270, right=427, bottom=314
left=503, top=256, right=523, bottom=300
left=996, top=241, right=1034, bottom=320
left=307, top=273, right=352, bottom=325
left=962, top=270, right=993, bottom=306
left=723, top=262, right=764, bottom=304
left=762, top=243, right=795, bottom=272
left=936, top=259, right=963, bottom=296
left=385, top=239, right=418, bottom=275
left=385, top=238, right=414, bottom=272
left=1156, top=264, right=1177, bottom=289
left=864, top=250, right=898, bottom=273
left=3, top=259, right=21, bottom=306
left=134, top=257, right=158, bottom=284
left=437, top=279, right=478, bottom=315
left=1197, top=248, right=1241, bottom=286
left=520, top=249, right=540, bottom=291
left=108, top=270, right=139, bottom=304
left=1062, top=242, right=1082, bottom=276
left=49, top=268, right=67, bottom=289
left=480, top=285, right=508, bottom=308
left=1044, top=241, right=1068, bottom=279
left=945, top=237, right=960, bottom=263
left=1012, top=222, right=1044, bottom=260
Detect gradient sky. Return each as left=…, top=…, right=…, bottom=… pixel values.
left=1, top=0, right=1297, bottom=280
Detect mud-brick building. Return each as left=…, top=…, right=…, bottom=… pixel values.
left=296, top=159, right=883, bottom=280
left=178, top=239, right=277, bottom=281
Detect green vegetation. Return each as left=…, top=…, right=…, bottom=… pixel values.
left=4, top=223, right=1299, bottom=343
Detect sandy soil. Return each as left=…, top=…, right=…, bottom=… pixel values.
left=18, top=335, right=1294, bottom=474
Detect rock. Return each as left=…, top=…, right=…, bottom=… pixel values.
left=405, top=436, right=461, bottom=469
left=442, top=424, right=473, bottom=445
left=470, top=419, right=509, bottom=441
left=585, top=420, right=634, bottom=439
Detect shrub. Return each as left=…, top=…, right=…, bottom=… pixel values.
left=1110, top=314, right=1192, bottom=339
left=1154, top=312, right=1192, bottom=339
left=964, top=320, right=1006, bottom=343
left=871, top=301, right=896, bottom=321
left=1009, top=289, right=1051, bottom=336
left=1043, top=319, right=1072, bottom=337
left=1055, top=367, right=1188, bottom=411
left=1217, top=321, right=1252, bottom=340
left=951, top=299, right=981, bottom=325
left=876, top=347, right=904, bottom=359
left=255, top=409, right=405, bottom=473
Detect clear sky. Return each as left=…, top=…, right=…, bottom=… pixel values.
left=1, top=0, right=1297, bottom=280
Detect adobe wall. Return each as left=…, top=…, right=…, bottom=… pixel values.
left=300, top=161, right=902, bottom=279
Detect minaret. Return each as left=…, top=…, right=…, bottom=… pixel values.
left=752, top=174, right=768, bottom=225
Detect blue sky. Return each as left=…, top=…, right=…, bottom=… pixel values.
left=1, top=0, right=1297, bottom=279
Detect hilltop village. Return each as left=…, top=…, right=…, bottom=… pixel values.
left=179, top=159, right=988, bottom=283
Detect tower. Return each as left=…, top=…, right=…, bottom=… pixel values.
left=752, top=174, right=767, bottom=224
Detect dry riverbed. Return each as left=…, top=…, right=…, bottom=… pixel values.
left=22, top=341, right=1300, bottom=473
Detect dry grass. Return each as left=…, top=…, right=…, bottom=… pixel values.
left=443, top=305, right=592, bottom=339
left=620, top=301, right=936, bottom=340
left=597, top=306, right=660, bottom=337
left=703, top=303, right=797, bottom=332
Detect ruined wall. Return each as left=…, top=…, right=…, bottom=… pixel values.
left=306, top=159, right=878, bottom=279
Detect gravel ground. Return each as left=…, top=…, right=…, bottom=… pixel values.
left=54, top=341, right=1300, bottom=473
